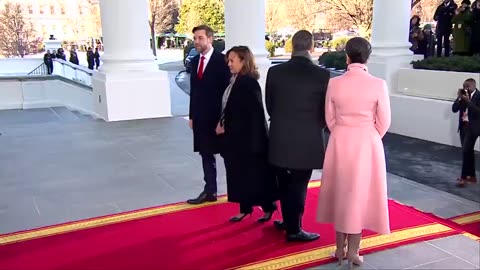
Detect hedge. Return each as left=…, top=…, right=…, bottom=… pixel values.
left=411, top=55, right=480, bottom=73
left=318, top=51, right=347, bottom=70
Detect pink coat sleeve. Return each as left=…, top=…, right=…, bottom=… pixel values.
left=325, top=83, right=336, bottom=130
left=375, top=81, right=391, bottom=137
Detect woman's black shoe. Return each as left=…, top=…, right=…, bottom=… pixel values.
left=229, top=213, right=251, bottom=222
left=258, top=211, right=275, bottom=222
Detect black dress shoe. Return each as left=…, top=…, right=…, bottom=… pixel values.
left=229, top=213, right=251, bottom=222
left=258, top=211, right=274, bottom=223
left=273, top=220, right=286, bottom=230
left=286, top=230, right=320, bottom=242
left=186, top=192, right=217, bottom=205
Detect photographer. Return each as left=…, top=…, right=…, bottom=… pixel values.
left=452, top=78, right=480, bottom=187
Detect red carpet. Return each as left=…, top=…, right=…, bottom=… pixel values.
left=0, top=186, right=460, bottom=270
left=448, top=212, right=480, bottom=239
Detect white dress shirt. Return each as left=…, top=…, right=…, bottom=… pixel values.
left=197, top=47, right=214, bottom=74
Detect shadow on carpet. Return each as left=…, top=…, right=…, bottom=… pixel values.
left=383, top=133, right=480, bottom=203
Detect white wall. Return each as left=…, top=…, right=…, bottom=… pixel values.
left=0, top=78, right=95, bottom=116
left=0, top=58, right=43, bottom=75
left=392, top=68, right=480, bottom=150
left=397, top=68, right=480, bottom=101
left=390, top=94, right=479, bottom=151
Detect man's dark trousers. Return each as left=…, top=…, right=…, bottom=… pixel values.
left=277, top=168, right=312, bottom=234
left=461, top=126, right=479, bottom=178
left=201, top=153, right=217, bottom=194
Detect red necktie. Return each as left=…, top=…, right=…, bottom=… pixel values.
left=197, top=56, right=205, bottom=79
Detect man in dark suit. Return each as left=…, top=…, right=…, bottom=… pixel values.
left=187, top=25, right=231, bottom=204
left=452, top=78, right=480, bottom=187
left=266, top=30, right=330, bottom=242
left=434, top=0, right=458, bottom=57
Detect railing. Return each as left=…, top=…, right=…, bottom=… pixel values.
left=27, top=63, right=49, bottom=75
left=52, top=59, right=94, bottom=88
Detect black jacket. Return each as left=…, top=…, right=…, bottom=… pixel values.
left=266, top=56, right=330, bottom=169
left=189, top=49, right=231, bottom=153
left=434, top=1, right=458, bottom=33
left=220, top=75, right=278, bottom=204
left=452, top=89, right=480, bottom=135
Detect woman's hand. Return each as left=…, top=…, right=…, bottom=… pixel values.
left=216, top=122, right=225, bottom=135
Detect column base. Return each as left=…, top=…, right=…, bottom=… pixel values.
left=367, top=54, right=423, bottom=93
left=92, top=70, right=172, bottom=122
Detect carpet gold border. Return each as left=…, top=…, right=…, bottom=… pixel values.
left=0, top=181, right=321, bottom=245
left=234, top=224, right=454, bottom=270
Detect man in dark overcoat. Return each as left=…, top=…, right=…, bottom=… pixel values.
left=266, top=30, right=330, bottom=242
left=187, top=25, right=231, bottom=204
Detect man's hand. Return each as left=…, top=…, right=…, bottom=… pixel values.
left=215, top=122, right=225, bottom=135
left=458, top=88, right=465, bottom=97
left=189, top=120, right=193, bottom=129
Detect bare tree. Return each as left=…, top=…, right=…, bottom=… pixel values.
left=265, top=0, right=284, bottom=33
left=412, top=0, right=442, bottom=22
left=285, top=0, right=324, bottom=31
left=88, top=2, right=102, bottom=38
left=149, top=0, right=179, bottom=56
left=0, top=2, right=40, bottom=57
left=319, top=0, right=373, bottom=37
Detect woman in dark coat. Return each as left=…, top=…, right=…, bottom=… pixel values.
left=216, top=46, right=278, bottom=223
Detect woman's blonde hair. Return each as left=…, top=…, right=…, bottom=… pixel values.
left=226, top=46, right=260, bottom=80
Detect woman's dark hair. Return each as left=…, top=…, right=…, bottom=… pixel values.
left=345, top=37, right=372, bottom=64
left=226, top=46, right=260, bottom=80
left=410, top=15, right=421, bottom=27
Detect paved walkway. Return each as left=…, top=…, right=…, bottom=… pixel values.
left=0, top=108, right=478, bottom=269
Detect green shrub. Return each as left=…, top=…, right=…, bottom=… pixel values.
left=318, top=51, right=347, bottom=70
left=322, top=40, right=332, bottom=50
left=411, top=55, right=480, bottom=73
left=265, top=40, right=276, bottom=57
left=285, top=38, right=293, bottom=53
left=331, top=37, right=351, bottom=51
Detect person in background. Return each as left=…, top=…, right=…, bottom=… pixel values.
left=69, top=48, right=79, bottom=65
left=86, top=47, right=95, bottom=70
left=470, top=1, right=480, bottom=55
left=187, top=25, right=231, bottom=205
left=216, top=46, right=278, bottom=223
left=43, top=50, right=54, bottom=75
left=56, top=48, right=66, bottom=60
left=94, top=48, right=101, bottom=70
left=434, top=0, right=458, bottom=57
left=452, top=78, right=480, bottom=187
left=418, top=24, right=436, bottom=58
left=317, top=37, right=391, bottom=267
left=409, top=15, right=424, bottom=54
left=452, top=0, right=473, bottom=56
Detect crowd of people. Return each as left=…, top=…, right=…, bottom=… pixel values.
left=410, top=0, right=480, bottom=57
left=43, top=46, right=101, bottom=75
left=186, top=24, right=391, bottom=267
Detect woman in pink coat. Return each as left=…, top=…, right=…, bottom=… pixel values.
left=317, top=37, right=391, bottom=267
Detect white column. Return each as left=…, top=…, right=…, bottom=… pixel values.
left=98, top=0, right=156, bottom=72
left=370, top=0, right=413, bottom=57
left=367, top=0, right=422, bottom=93
left=92, top=0, right=171, bottom=122
left=224, top=0, right=268, bottom=58
left=224, top=0, right=271, bottom=111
